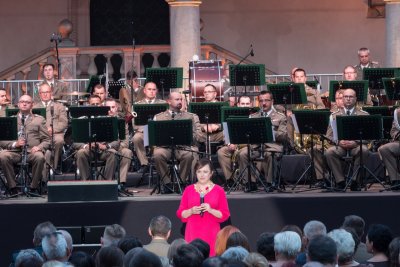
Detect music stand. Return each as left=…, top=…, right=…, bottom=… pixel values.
left=189, top=102, right=228, bottom=159
left=145, top=68, right=183, bottom=99
left=69, top=106, right=110, bottom=118
left=72, top=117, right=118, bottom=180
left=148, top=119, right=193, bottom=195
left=108, top=81, right=125, bottom=99
left=268, top=83, right=307, bottom=115
left=6, top=108, right=46, bottom=118
left=226, top=117, right=274, bottom=193
left=221, top=107, right=259, bottom=125
left=133, top=103, right=168, bottom=126
left=229, top=64, right=265, bottom=99
left=363, top=68, right=400, bottom=90
left=291, top=110, right=331, bottom=191
left=336, top=115, right=386, bottom=190
left=383, top=77, right=400, bottom=102
left=329, top=80, right=368, bottom=103
left=306, top=81, right=318, bottom=89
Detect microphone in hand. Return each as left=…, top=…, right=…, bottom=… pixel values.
left=200, top=192, right=205, bottom=217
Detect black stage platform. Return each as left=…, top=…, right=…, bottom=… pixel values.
left=1, top=185, right=400, bottom=267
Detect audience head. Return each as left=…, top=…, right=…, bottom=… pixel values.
left=42, top=260, right=67, bottom=267
left=307, top=235, right=337, bottom=266
left=221, top=246, right=249, bottom=262
left=167, top=238, right=187, bottom=262
left=33, top=221, right=57, bottom=247
left=389, top=237, right=400, bottom=267
left=68, top=251, right=95, bottom=267
left=281, top=225, right=303, bottom=238
left=341, top=215, right=365, bottom=239
left=172, top=244, right=204, bottom=267
left=124, top=247, right=144, bottom=267
left=15, top=249, right=44, bottom=267
left=243, top=252, right=269, bottom=267
left=327, top=229, right=355, bottom=265
left=59, top=230, right=73, bottom=254
left=226, top=232, right=250, bottom=252
left=117, top=236, right=143, bottom=254
left=95, top=246, right=124, bottom=267
left=128, top=249, right=162, bottom=267
left=366, top=224, right=393, bottom=256
left=148, top=215, right=172, bottom=240
left=215, top=225, right=241, bottom=256
left=201, top=256, right=228, bottom=267
left=256, top=232, right=276, bottom=261
left=191, top=238, right=211, bottom=260
left=303, top=220, right=327, bottom=245
left=274, top=231, right=302, bottom=260
left=41, top=231, right=70, bottom=262
left=101, top=224, right=126, bottom=247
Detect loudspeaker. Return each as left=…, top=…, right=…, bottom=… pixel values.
left=48, top=181, right=118, bottom=202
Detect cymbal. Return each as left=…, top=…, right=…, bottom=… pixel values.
left=61, top=91, right=90, bottom=96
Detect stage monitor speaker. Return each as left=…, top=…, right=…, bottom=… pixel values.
left=47, top=181, right=118, bottom=202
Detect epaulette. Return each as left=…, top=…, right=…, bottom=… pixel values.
left=358, top=109, right=369, bottom=114
left=372, top=61, right=379, bottom=65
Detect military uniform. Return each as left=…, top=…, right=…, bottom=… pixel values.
left=197, top=99, right=224, bottom=143
left=118, top=120, right=133, bottom=183
left=0, top=114, right=50, bottom=189
left=354, top=61, right=380, bottom=80
left=153, top=110, right=201, bottom=184
left=378, top=108, right=400, bottom=187
left=237, top=110, right=287, bottom=183
left=325, top=108, right=369, bottom=184
left=132, top=99, right=166, bottom=166
left=35, top=80, right=68, bottom=102
left=119, top=84, right=145, bottom=116
left=33, top=101, right=68, bottom=177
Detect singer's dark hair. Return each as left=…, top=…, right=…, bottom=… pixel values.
left=294, top=68, right=306, bottom=77
left=194, top=158, right=214, bottom=173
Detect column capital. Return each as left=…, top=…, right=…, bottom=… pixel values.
left=165, top=0, right=202, bottom=7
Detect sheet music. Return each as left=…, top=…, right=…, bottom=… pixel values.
left=291, top=114, right=300, bottom=133
left=143, top=125, right=149, bottom=147
left=331, top=116, right=338, bottom=142
left=222, top=122, right=230, bottom=144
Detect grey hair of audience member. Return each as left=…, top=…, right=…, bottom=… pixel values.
left=124, top=247, right=144, bottom=267
left=59, top=230, right=73, bottom=253
left=149, top=215, right=172, bottom=238
left=42, top=260, right=70, bottom=267
left=42, top=232, right=69, bottom=261
left=15, top=249, right=44, bottom=267
left=221, top=246, right=249, bottom=262
left=303, top=261, right=325, bottom=267
left=328, top=229, right=355, bottom=265
left=102, top=224, right=127, bottom=247
left=243, top=252, right=269, bottom=267
left=33, top=221, right=57, bottom=247
left=167, top=238, right=187, bottom=261
left=274, top=231, right=302, bottom=259
left=303, top=220, right=327, bottom=240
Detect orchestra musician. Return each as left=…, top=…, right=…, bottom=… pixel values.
left=33, top=83, right=68, bottom=180
left=237, top=91, right=287, bottom=192
left=153, top=92, right=201, bottom=194
left=342, top=65, right=373, bottom=106
left=132, top=81, right=166, bottom=174
left=325, top=88, right=369, bottom=191
left=0, top=88, right=10, bottom=117
left=119, top=70, right=145, bottom=118
left=74, top=95, right=117, bottom=180
left=354, top=47, right=380, bottom=80
left=0, top=95, right=50, bottom=195
left=92, top=84, right=107, bottom=105
left=377, top=107, right=400, bottom=191
left=36, top=63, right=68, bottom=101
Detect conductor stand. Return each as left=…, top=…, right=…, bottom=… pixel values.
left=336, top=115, right=386, bottom=191
left=148, top=119, right=193, bottom=195
left=145, top=68, right=183, bottom=99
left=291, top=110, right=331, bottom=192
left=225, top=117, right=273, bottom=193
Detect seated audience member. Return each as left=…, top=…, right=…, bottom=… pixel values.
left=42, top=232, right=71, bottom=262
left=215, top=225, right=241, bottom=256
left=124, top=247, right=144, bottom=267
left=128, top=249, right=162, bottom=267
left=190, top=238, right=211, bottom=260
left=42, top=260, right=69, bottom=267
left=256, top=232, right=276, bottom=262
left=281, top=225, right=304, bottom=252
left=172, top=244, right=204, bottom=267
left=118, top=237, right=143, bottom=254
left=95, top=246, right=124, bottom=267
left=144, top=215, right=172, bottom=257
left=307, top=235, right=337, bottom=267
left=101, top=224, right=126, bottom=247
left=364, top=224, right=393, bottom=267
left=273, top=231, right=302, bottom=267
left=226, top=232, right=251, bottom=252
left=201, top=256, right=229, bottom=267
left=167, top=238, right=187, bottom=263
left=59, top=230, right=73, bottom=255
left=68, top=251, right=95, bottom=267
left=15, top=249, right=44, bottom=267
left=296, top=220, right=327, bottom=266
left=243, top=252, right=270, bottom=267
left=34, top=221, right=58, bottom=249
left=389, top=237, right=400, bottom=267
left=221, top=246, right=249, bottom=263
left=341, top=215, right=372, bottom=263
left=328, top=229, right=357, bottom=267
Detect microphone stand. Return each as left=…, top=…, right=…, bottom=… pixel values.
left=231, top=44, right=254, bottom=101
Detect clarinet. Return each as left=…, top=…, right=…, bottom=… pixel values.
left=20, top=115, right=28, bottom=166
left=259, top=111, right=266, bottom=159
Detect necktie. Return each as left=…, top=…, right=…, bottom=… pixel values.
left=171, top=111, right=176, bottom=119
left=346, top=110, right=351, bottom=116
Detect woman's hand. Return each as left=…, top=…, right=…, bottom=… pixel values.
left=190, top=205, right=204, bottom=215
left=200, top=203, right=211, bottom=213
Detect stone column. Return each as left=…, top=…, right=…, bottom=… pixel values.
left=166, top=0, right=202, bottom=83
left=385, top=0, right=400, bottom=67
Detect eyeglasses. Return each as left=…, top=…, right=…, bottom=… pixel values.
left=19, top=101, right=32, bottom=104
left=204, top=91, right=216, bottom=94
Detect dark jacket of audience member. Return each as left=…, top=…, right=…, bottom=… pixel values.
left=256, top=232, right=276, bottom=262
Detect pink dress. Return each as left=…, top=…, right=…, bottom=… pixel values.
left=176, top=184, right=230, bottom=256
